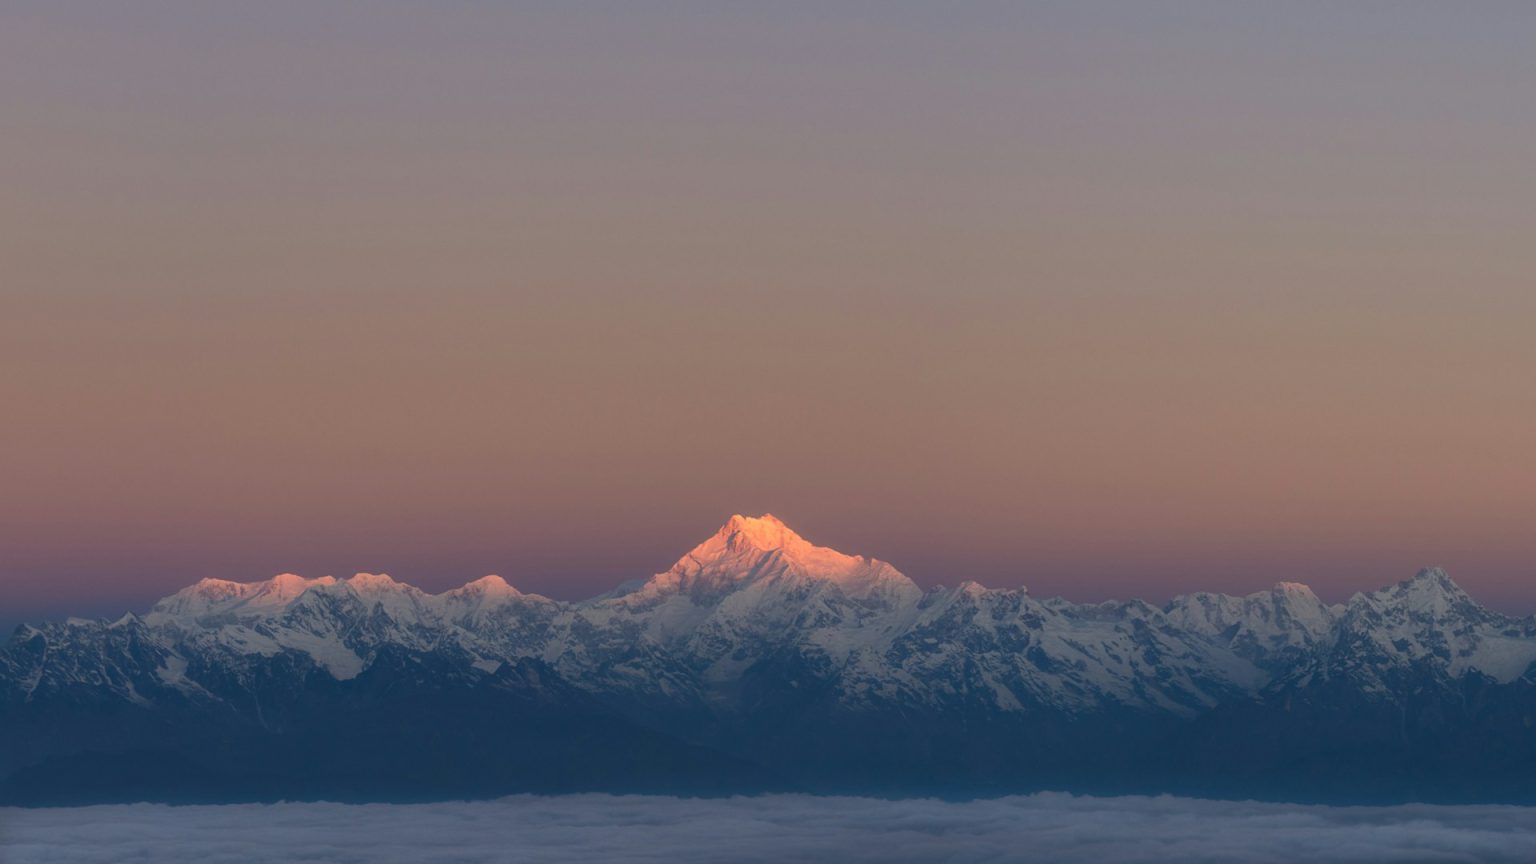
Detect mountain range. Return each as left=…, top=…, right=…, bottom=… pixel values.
left=6, top=514, right=1536, bottom=805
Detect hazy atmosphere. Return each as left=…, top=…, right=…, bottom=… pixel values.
left=5, top=2, right=1536, bottom=627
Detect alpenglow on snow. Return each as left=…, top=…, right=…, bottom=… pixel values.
left=6, top=515, right=1536, bottom=804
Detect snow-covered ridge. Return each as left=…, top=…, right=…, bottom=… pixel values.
left=146, top=570, right=534, bottom=624
left=146, top=514, right=911, bottom=623
left=9, top=517, right=1536, bottom=719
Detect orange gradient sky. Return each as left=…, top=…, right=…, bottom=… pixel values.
left=3, top=3, right=1536, bottom=624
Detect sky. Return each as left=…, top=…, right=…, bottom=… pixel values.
left=6, top=793, right=1536, bottom=864
left=4, top=2, right=1536, bottom=627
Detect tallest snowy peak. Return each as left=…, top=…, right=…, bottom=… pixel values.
left=648, top=514, right=918, bottom=600
left=716, top=513, right=806, bottom=553
left=701, top=513, right=848, bottom=567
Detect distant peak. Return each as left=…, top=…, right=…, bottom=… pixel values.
left=151, top=573, right=334, bottom=620
left=190, top=577, right=244, bottom=594
left=347, top=572, right=402, bottom=591
left=459, top=574, right=520, bottom=595
left=265, top=573, right=335, bottom=597
left=163, top=578, right=248, bottom=605
left=1356, top=567, right=1481, bottom=617
left=716, top=513, right=806, bottom=553
left=644, top=514, right=917, bottom=600
left=1273, top=581, right=1318, bottom=598
left=1401, top=567, right=1466, bottom=596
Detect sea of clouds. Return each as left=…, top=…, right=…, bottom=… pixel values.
left=4, top=792, right=1536, bottom=863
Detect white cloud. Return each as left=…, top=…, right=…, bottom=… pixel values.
left=3, top=793, right=1535, bottom=864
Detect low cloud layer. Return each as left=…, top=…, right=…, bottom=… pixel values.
left=4, top=792, right=1536, bottom=864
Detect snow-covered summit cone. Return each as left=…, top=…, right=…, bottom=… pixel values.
left=1325, top=568, right=1536, bottom=685
left=437, top=575, right=555, bottom=624
left=438, top=575, right=560, bottom=656
left=440, top=574, right=523, bottom=604
left=556, top=516, right=923, bottom=685
left=1342, top=568, right=1493, bottom=633
left=641, top=514, right=920, bottom=603
left=1370, top=567, right=1483, bottom=618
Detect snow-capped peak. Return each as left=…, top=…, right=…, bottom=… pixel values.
left=263, top=573, right=336, bottom=600
left=457, top=574, right=519, bottom=595
left=346, top=572, right=405, bottom=592
left=1403, top=566, right=1465, bottom=597
left=1360, top=567, right=1476, bottom=617
left=149, top=573, right=337, bottom=620
left=1274, top=581, right=1317, bottom=597
left=1329, top=567, right=1532, bottom=683
left=717, top=513, right=804, bottom=553
left=647, top=514, right=918, bottom=600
